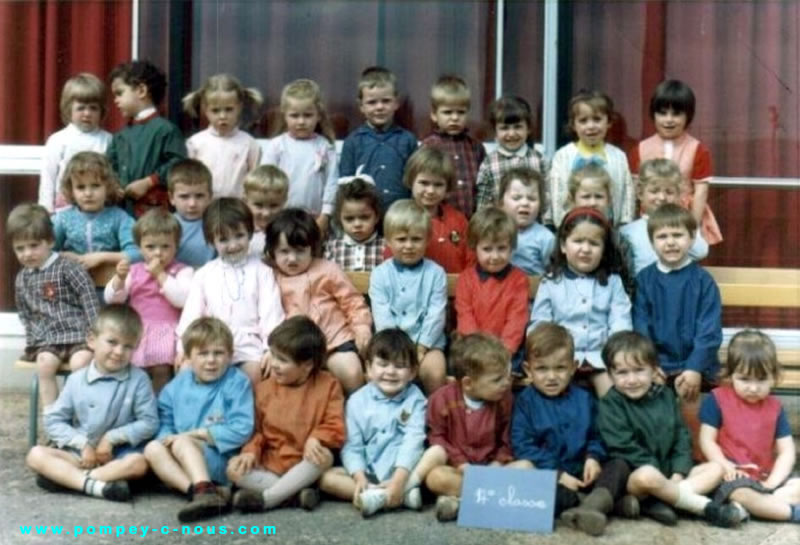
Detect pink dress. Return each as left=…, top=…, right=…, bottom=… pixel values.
left=105, top=261, right=193, bottom=367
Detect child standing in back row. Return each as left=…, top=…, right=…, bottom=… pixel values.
left=107, top=60, right=186, bottom=216
left=40, top=73, right=112, bottom=213
left=340, top=66, right=418, bottom=213
left=699, top=330, right=800, bottom=523
left=548, top=90, right=634, bottom=227
left=262, top=79, right=338, bottom=235
left=475, top=95, right=546, bottom=210
left=183, top=73, right=263, bottom=198
left=422, top=75, right=486, bottom=218
left=629, top=80, right=722, bottom=244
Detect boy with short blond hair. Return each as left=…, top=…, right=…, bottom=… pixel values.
left=424, top=333, right=532, bottom=522
left=422, top=75, right=486, bottom=218
left=26, top=304, right=158, bottom=502
left=455, top=207, right=529, bottom=366
left=9, top=203, right=98, bottom=406
left=340, top=66, right=418, bottom=212
left=243, top=164, right=289, bottom=256
left=513, top=323, right=630, bottom=536
left=368, top=200, right=447, bottom=394
left=168, top=158, right=215, bottom=268
left=107, top=60, right=186, bottom=216
left=620, top=158, right=708, bottom=275
left=144, top=317, right=254, bottom=522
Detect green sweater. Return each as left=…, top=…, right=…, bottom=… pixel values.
left=597, top=385, right=692, bottom=477
left=107, top=115, right=186, bottom=188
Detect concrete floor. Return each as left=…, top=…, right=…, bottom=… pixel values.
left=1, top=391, right=799, bottom=545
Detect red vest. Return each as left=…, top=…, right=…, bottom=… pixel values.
left=714, top=385, right=780, bottom=480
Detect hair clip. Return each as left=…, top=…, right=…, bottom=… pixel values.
left=338, top=165, right=376, bottom=186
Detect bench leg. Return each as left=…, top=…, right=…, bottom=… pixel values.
left=28, top=373, right=39, bottom=448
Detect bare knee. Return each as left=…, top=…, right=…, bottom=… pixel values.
left=143, top=439, right=167, bottom=462
left=425, top=445, right=448, bottom=466
left=628, top=466, right=665, bottom=492
left=123, top=454, right=149, bottom=478
left=68, top=350, right=92, bottom=372
left=26, top=446, right=47, bottom=471
left=317, top=447, right=334, bottom=471
left=327, top=353, right=364, bottom=394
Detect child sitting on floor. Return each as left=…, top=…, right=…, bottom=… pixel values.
left=145, top=317, right=254, bottom=523
left=424, top=333, right=532, bottom=522
left=320, top=329, right=440, bottom=517
left=227, top=316, right=345, bottom=513
left=26, top=304, right=158, bottom=502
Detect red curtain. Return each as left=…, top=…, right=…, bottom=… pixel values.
left=0, top=1, right=132, bottom=310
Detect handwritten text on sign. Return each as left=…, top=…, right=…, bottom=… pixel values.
left=458, top=466, right=556, bottom=533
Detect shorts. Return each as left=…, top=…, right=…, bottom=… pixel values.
left=713, top=472, right=799, bottom=503
left=22, top=343, right=90, bottom=363
left=59, top=443, right=145, bottom=461
left=330, top=340, right=358, bottom=354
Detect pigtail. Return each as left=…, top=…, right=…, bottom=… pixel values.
left=182, top=88, right=205, bottom=118
left=241, top=86, right=264, bottom=118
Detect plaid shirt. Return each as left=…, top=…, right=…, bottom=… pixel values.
left=475, top=144, right=547, bottom=210
left=324, top=233, right=386, bottom=272
left=15, top=253, right=99, bottom=347
left=422, top=131, right=486, bottom=218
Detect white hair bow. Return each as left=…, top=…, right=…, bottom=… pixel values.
left=338, top=165, right=376, bottom=186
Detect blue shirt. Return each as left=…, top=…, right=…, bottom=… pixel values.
left=157, top=366, right=254, bottom=483
left=342, top=382, right=427, bottom=481
left=620, top=217, right=708, bottom=275
left=529, top=272, right=631, bottom=368
left=633, top=262, right=721, bottom=380
left=53, top=206, right=141, bottom=262
left=174, top=213, right=216, bottom=268
left=339, top=124, right=418, bottom=211
left=369, top=258, right=448, bottom=349
left=44, top=362, right=158, bottom=450
left=511, top=222, right=555, bottom=276
left=511, top=384, right=606, bottom=477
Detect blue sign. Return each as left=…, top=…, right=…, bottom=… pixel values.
left=457, top=465, right=557, bottom=533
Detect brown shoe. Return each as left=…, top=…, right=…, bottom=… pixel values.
left=178, top=490, right=227, bottom=522
left=560, top=507, right=607, bottom=536
left=298, top=488, right=320, bottom=511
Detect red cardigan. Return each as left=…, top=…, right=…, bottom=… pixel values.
left=455, top=264, right=530, bottom=353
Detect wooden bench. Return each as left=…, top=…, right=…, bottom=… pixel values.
left=15, top=266, right=799, bottom=447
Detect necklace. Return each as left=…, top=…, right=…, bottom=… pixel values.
left=221, top=260, right=246, bottom=302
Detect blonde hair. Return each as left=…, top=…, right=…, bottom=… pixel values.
left=243, top=165, right=289, bottom=197
left=467, top=207, right=517, bottom=249
left=383, top=199, right=431, bottom=238
left=722, top=329, right=781, bottom=383
left=358, top=66, right=397, bottom=99
left=277, top=79, right=335, bottom=142
left=182, top=73, right=263, bottom=120
left=181, top=317, right=234, bottom=356
left=61, top=151, right=122, bottom=207
left=638, top=158, right=683, bottom=192
left=451, top=333, right=509, bottom=380
left=402, top=147, right=455, bottom=192
left=566, top=163, right=612, bottom=209
left=431, top=75, right=470, bottom=109
left=60, top=73, right=107, bottom=125
left=6, top=203, right=53, bottom=243
left=92, top=304, right=143, bottom=343
left=132, top=208, right=182, bottom=246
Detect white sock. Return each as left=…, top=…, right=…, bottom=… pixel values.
left=83, top=474, right=107, bottom=498
left=674, top=480, right=711, bottom=514
left=405, top=471, right=422, bottom=492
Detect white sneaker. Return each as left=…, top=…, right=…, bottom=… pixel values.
left=404, top=487, right=422, bottom=510
left=359, top=488, right=387, bottom=517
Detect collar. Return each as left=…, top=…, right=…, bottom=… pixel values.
left=576, top=140, right=606, bottom=157
left=564, top=266, right=595, bottom=280
left=433, top=128, right=469, bottom=140
left=656, top=256, right=693, bottom=273
left=391, top=257, right=424, bottom=271
left=87, top=361, right=130, bottom=383
left=343, top=231, right=378, bottom=247
left=367, top=381, right=411, bottom=402
left=27, top=252, right=59, bottom=272
left=476, top=263, right=512, bottom=282
left=360, top=122, right=399, bottom=135
left=210, top=126, right=239, bottom=138
left=463, top=393, right=485, bottom=410
left=496, top=143, right=529, bottom=158
left=131, top=107, right=157, bottom=125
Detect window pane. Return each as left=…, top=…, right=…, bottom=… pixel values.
left=502, top=0, right=545, bottom=142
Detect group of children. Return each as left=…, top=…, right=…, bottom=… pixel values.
left=9, top=58, right=799, bottom=533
